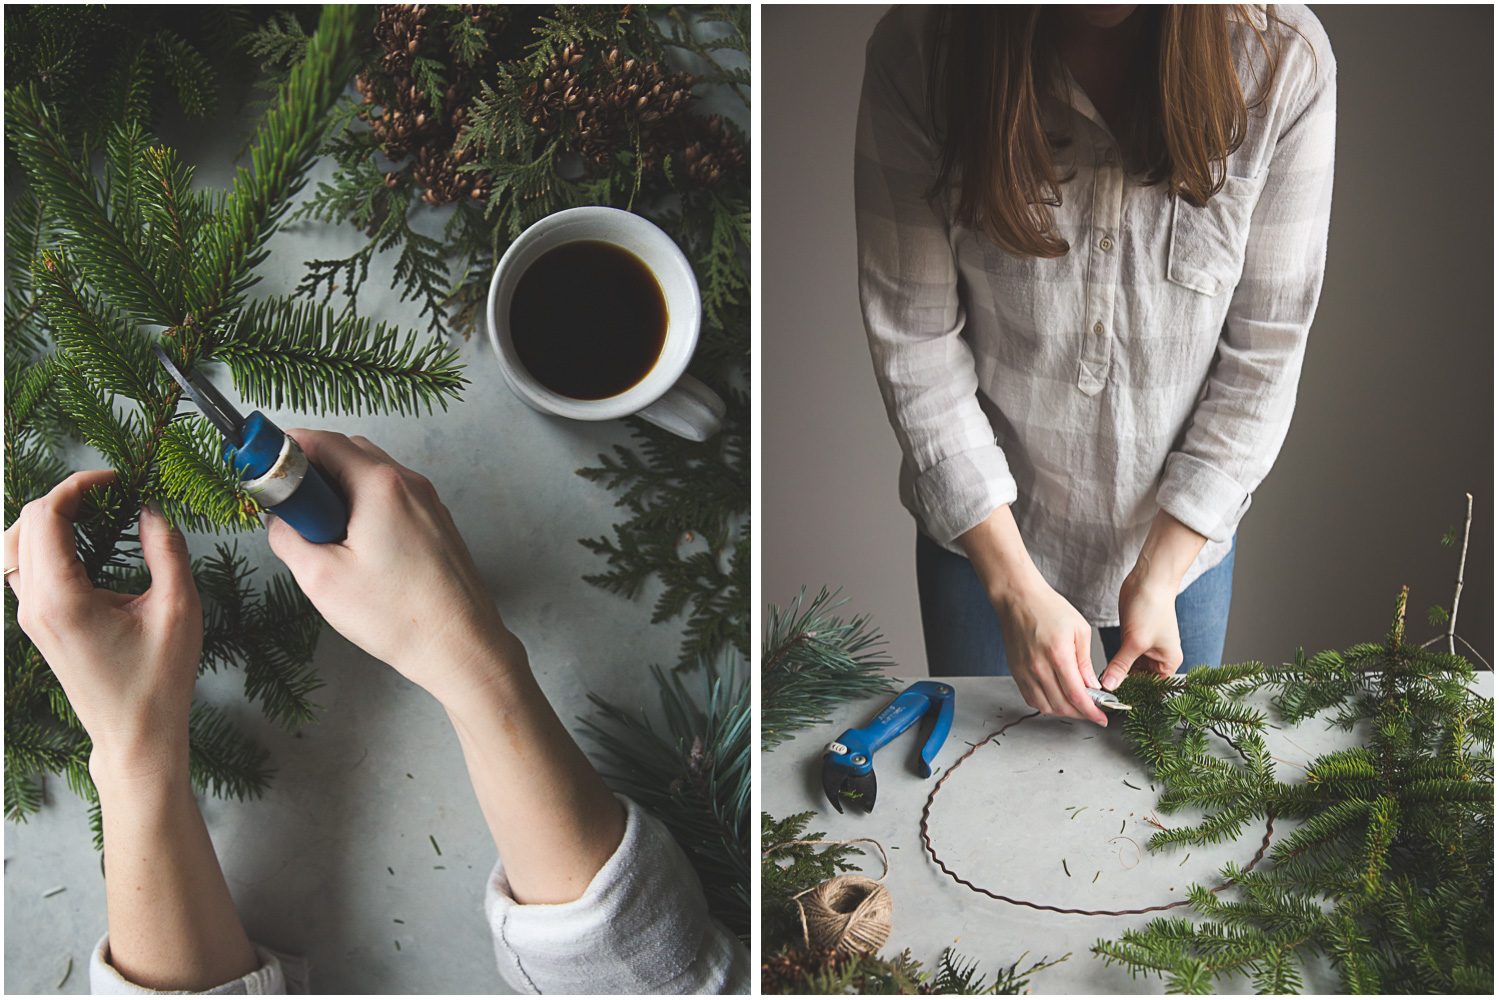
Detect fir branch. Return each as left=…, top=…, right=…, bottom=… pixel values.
left=214, top=295, right=467, bottom=417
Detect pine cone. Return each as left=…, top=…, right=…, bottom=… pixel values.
left=683, top=115, right=744, bottom=189
left=760, top=948, right=841, bottom=994
left=356, top=4, right=506, bottom=207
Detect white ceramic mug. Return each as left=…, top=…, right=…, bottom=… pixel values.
left=487, top=207, right=726, bottom=441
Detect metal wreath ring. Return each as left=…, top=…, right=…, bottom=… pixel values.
left=918, top=710, right=1277, bottom=917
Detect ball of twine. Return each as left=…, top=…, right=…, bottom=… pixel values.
left=767, top=837, right=893, bottom=957
left=799, top=872, right=893, bottom=955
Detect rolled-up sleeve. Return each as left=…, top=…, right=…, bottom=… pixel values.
left=855, top=10, right=1018, bottom=545
left=485, top=795, right=750, bottom=994
left=90, top=937, right=302, bottom=994
left=1157, top=21, right=1337, bottom=542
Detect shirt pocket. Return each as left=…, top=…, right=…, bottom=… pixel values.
left=1165, top=174, right=1262, bottom=296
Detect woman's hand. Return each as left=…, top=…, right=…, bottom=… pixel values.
left=4, top=471, right=202, bottom=774
left=1100, top=511, right=1207, bottom=690
left=957, top=505, right=1108, bottom=726
left=992, top=577, right=1109, bottom=726
left=270, top=430, right=626, bottom=903
left=266, top=430, right=525, bottom=708
left=1100, top=557, right=1182, bottom=688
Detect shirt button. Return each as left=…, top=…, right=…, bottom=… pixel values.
left=1104, top=148, right=1116, bottom=163
left=1099, top=237, right=1113, bottom=251
left=1093, top=322, right=1105, bottom=335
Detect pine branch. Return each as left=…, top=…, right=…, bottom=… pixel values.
left=580, top=660, right=750, bottom=943
left=762, top=588, right=897, bottom=749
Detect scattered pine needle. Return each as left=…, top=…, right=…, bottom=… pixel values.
left=387, top=867, right=395, bottom=875
left=1092, top=870, right=1100, bottom=883
left=429, top=835, right=442, bottom=856
left=1062, top=859, right=1071, bottom=877
left=1109, top=836, right=1142, bottom=870
left=41, top=885, right=66, bottom=898
left=1179, top=853, right=1191, bottom=867
left=1120, top=819, right=1126, bottom=834
left=395, top=940, right=402, bottom=951
left=434, top=865, right=446, bottom=870
left=1122, top=779, right=1140, bottom=790
left=56, top=956, right=72, bottom=990
left=393, top=918, right=405, bottom=924
left=1069, top=806, right=1088, bottom=820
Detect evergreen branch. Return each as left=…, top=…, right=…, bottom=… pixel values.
left=7, top=87, right=179, bottom=325
left=33, top=252, right=160, bottom=403
left=154, top=416, right=263, bottom=534
left=214, top=296, right=467, bottom=417
left=762, top=587, right=897, bottom=749
left=580, top=661, right=749, bottom=943
left=188, top=4, right=365, bottom=329
left=187, top=702, right=273, bottom=802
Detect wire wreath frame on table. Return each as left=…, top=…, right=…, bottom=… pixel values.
left=919, top=710, right=1278, bottom=917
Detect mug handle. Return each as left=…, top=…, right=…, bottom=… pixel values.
left=636, top=374, right=725, bottom=442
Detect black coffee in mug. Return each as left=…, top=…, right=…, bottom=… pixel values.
left=508, top=240, right=668, bottom=400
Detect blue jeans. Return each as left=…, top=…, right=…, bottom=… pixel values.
left=916, top=533, right=1235, bottom=677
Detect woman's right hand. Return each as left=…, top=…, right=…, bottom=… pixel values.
left=266, top=430, right=527, bottom=708
left=958, top=504, right=1108, bottom=726
left=992, top=578, right=1108, bottom=727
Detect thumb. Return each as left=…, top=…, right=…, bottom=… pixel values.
left=138, top=503, right=196, bottom=606
left=1101, top=633, right=1147, bottom=691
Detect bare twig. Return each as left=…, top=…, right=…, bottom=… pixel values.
left=1456, top=634, right=1492, bottom=671
left=1449, top=493, right=1473, bottom=656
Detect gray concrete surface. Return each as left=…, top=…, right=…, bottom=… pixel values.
left=763, top=5, right=1494, bottom=679
left=763, top=674, right=1492, bottom=994
left=4, top=76, right=726, bottom=992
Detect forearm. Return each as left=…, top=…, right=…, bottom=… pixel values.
left=1132, top=510, right=1208, bottom=592
left=92, top=751, right=256, bottom=992
left=956, top=503, right=1047, bottom=605
left=440, top=640, right=626, bottom=906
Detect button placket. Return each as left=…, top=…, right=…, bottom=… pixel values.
left=1077, top=147, right=1123, bottom=395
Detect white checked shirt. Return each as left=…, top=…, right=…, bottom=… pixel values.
left=856, top=5, right=1336, bottom=625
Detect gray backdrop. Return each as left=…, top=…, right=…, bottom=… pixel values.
left=763, top=5, right=1493, bottom=678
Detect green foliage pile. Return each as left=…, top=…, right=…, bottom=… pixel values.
left=761, top=813, right=1065, bottom=994
left=4, top=5, right=465, bottom=837
left=1094, top=587, right=1493, bottom=993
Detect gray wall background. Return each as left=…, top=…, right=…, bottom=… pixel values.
left=763, top=5, right=1493, bottom=677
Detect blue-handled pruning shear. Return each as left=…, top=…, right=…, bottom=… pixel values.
left=154, top=346, right=348, bottom=544
left=822, top=680, right=955, bottom=814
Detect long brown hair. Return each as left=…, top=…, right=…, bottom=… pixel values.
left=927, top=5, right=1292, bottom=258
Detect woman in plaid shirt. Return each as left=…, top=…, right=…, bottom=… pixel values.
left=856, top=5, right=1334, bottom=721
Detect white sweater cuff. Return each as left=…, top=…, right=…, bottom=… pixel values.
left=485, top=794, right=749, bottom=994
left=89, top=935, right=303, bottom=994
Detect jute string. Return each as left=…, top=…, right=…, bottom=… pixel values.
left=765, top=837, right=893, bottom=955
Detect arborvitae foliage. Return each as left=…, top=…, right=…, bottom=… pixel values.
left=580, top=663, right=750, bottom=943
left=293, top=5, right=750, bottom=670
left=763, top=588, right=898, bottom=749
left=1092, top=587, right=1493, bottom=994
left=761, top=812, right=1065, bottom=995
left=4, top=6, right=466, bottom=834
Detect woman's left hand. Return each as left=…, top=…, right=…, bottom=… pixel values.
left=4, top=471, right=203, bottom=774
left=1101, top=558, right=1183, bottom=689
left=1100, top=512, right=1207, bottom=690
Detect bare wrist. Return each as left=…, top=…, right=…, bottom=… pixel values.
left=420, top=626, right=533, bottom=713
left=89, top=742, right=191, bottom=800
